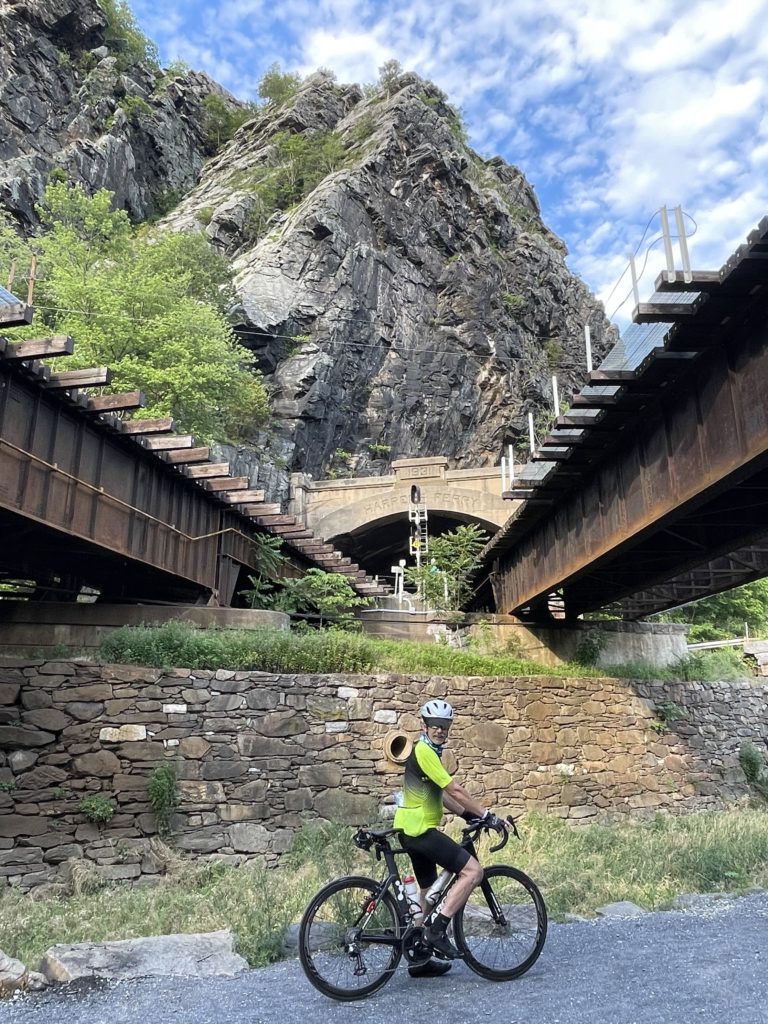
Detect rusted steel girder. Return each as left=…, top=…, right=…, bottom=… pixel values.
left=0, top=365, right=253, bottom=603
left=491, top=308, right=768, bottom=619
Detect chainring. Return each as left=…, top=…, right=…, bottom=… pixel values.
left=402, top=925, right=432, bottom=966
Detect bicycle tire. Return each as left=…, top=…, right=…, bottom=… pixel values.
left=298, top=874, right=403, bottom=1001
left=454, top=865, right=547, bottom=980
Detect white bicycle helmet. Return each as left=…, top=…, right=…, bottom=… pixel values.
left=420, top=699, right=454, bottom=725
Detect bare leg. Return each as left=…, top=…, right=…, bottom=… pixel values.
left=439, top=856, right=483, bottom=919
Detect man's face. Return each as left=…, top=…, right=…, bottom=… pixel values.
left=423, top=717, right=452, bottom=744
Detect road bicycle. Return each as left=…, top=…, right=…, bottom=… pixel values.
left=298, top=816, right=547, bottom=1000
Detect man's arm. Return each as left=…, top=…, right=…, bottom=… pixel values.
left=443, top=779, right=487, bottom=818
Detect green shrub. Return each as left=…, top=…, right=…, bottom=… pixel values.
left=148, top=764, right=180, bottom=836
left=574, top=630, right=606, bottom=666
left=79, top=795, right=116, bottom=823
left=501, top=291, right=524, bottom=312
left=120, top=95, right=152, bottom=124
left=100, top=0, right=160, bottom=70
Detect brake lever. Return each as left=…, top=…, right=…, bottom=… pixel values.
left=506, top=815, right=521, bottom=840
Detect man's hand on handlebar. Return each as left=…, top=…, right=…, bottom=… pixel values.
left=482, top=811, right=508, bottom=834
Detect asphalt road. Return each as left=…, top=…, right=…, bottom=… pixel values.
left=3, top=892, right=767, bottom=1024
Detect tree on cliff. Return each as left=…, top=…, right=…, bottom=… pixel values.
left=0, top=183, right=268, bottom=442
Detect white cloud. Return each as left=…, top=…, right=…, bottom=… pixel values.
left=130, top=0, right=768, bottom=316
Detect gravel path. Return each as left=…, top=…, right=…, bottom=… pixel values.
left=3, top=892, right=768, bottom=1024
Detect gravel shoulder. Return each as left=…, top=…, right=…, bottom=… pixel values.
left=3, top=892, right=768, bottom=1024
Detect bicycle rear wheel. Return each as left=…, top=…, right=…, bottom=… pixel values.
left=298, top=875, right=403, bottom=1001
left=454, top=865, right=547, bottom=980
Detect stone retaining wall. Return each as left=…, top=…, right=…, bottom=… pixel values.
left=0, top=658, right=766, bottom=890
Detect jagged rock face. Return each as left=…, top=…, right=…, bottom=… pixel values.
left=163, top=72, right=617, bottom=501
left=0, top=0, right=239, bottom=229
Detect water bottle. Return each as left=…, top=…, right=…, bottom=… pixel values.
left=425, top=869, right=452, bottom=907
left=402, top=874, right=423, bottom=924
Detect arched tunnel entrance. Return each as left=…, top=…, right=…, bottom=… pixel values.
left=330, top=511, right=501, bottom=585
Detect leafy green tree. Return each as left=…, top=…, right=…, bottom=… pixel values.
left=4, top=183, right=268, bottom=442
left=258, top=62, right=303, bottom=107
left=279, top=569, right=372, bottom=628
left=100, top=0, right=160, bottom=70
left=657, top=579, right=768, bottom=641
left=238, top=534, right=287, bottom=608
left=378, top=59, right=403, bottom=95
left=201, top=94, right=259, bottom=155
left=406, top=524, right=489, bottom=612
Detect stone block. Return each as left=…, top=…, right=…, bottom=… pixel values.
left=245, top=690, right=279, bottom=710
left=99, top=725, right=147, bottom=743
left=67, top=702, right=105, bottom=722
left=307, top=696, right=348, bottom=721
left=313, top=790, right=375, bottom=824
left=337, top=686, right=359, bottom=699
left=162, top=704, right=188, bottom=715
left=298, top=764, right=343, bottom=788
left=201, top=761, right=246, bottom=781
left=20, top=709, right=71, bottom=732
left=230, top=780, right=267, bottom=802
left=0, top=683, right=21, bottom=705
left=237, top=734, right=299, bottom=758
left=0, top=726, right=55, bottom=748
left=219, top=804, right=268, bottom=822
left=59, top=684, right=113, bottom=701
left=230, top=822, right=269, bottom=853
left=43, top=844, right=83, bottom=863
left=207, top=695, right=243, bottom=713
left=468, top=722, right=507, bottom=751
left=0, top=815, right=49, bottom=838
left=284, top=788, right=313, bottom=811
left=17, top=765, right=68, bottom=789
left=179, top=736, right=211, bottom=759
left=73, top=751, right=121, bottom=777
left=117, top=742, right=164, bottom=762
left=180, top=778, right=227, bottom=802
left=21, top=690, right=52, bottom=710
left=257, top=710, right=306, bottom=737
left=325, top=721, right=349, bottom=734
left=8, top=750, right=38, bottom=773
left=530, top=742, right=561, bottom=765
left=373, top=710, right=397, bottom=724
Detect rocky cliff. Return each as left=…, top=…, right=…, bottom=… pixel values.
left=0, top=0, right=239, bottom=229
left=0, top=2, right=617, bottom=503
left=162, top=71, right=617, bottom=497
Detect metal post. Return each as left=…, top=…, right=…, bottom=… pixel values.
left=660, top=206, right=675, bottom=281
left=508, top=444, right=514, bottom=486
left=528, top=411, right=535, bottom=454
left=551, top=375, right=560, bottom=418
left=584, top=324, right=593, bottom=373
left=500, top=456, right=507, bottom=494
left=674, top=205, right=692, bottom=283
left=629, top=253, right=640, bottom=308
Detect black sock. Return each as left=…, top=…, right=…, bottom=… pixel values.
left=432, top=912, right=451, bottom=934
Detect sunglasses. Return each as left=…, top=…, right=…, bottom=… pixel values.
left=424, top=718, right=452, bottom=730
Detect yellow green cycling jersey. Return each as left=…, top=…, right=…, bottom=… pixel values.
left=393, top=738, right=452, bottom=837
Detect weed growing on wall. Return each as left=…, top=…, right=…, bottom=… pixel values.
left=148, top=764, right=180, bottom=837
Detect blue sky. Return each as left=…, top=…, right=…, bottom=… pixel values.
left=132, top=0, right=768, bottom=322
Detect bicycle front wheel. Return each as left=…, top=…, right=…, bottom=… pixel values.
left=298, top=875, right=403, bottom=1001
left=454, top=865, right=547, bottom=980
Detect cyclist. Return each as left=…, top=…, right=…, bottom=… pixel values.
left=393, top=698, right=508, bottom=977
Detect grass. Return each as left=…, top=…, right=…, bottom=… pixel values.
left=2, top=810, right=767, bottom=969
left=98, top=621, right=754, bottom=682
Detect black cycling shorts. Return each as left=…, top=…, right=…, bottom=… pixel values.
left=399, top=828, right=471, bottom=889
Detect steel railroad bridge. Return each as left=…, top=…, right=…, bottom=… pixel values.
left=473, top=216, right=768, bottom=621
left=0, top=287, right=388, bottom=606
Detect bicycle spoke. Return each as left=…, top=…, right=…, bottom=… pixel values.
left=455, top=866, right=547, bottom=980
left=299, top=877, right=402, bottom=1000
